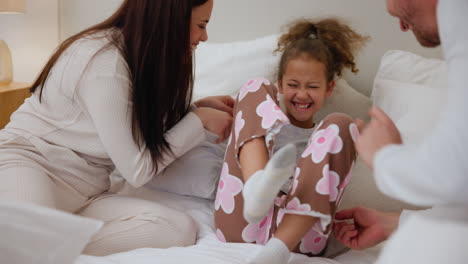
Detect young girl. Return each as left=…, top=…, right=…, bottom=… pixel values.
left=214, top=18, right=368, bottom=263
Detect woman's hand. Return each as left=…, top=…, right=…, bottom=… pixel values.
left=194, top=96, right=235, bottom=116
left=334, top=207, right=401, bottom=250
left=194, top=107, right=233, bottom=143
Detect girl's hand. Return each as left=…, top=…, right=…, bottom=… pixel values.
left=334, top=207, right=400, bottom=250
left=194, top=107, right=233, bottom=143
left=194, top=96, right=235, bottom=116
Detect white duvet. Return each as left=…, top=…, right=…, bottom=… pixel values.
left=75, top=189, right=382, bottom=264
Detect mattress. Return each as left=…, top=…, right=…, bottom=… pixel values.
left=75, top=188, right=383, bottom=264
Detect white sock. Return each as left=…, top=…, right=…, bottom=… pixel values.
left=243, top=143, right=297, bottom=224
left=247, top=238, right=290, bottom=264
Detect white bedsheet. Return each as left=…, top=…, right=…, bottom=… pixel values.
left=75, top=188, right=382, bottom=264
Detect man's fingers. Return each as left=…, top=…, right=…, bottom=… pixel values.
left=370, top=107, right=394, bottom=125
left=342, top=230, right=359, bottom=243
left=334, top=222, right=346, bottom=237
left=335, top=223, right=357, bottom=242
left=335, top=208, right=358, bottom=220
left=355, top=119, right=365, bottom=132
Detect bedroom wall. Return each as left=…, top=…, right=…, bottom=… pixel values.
left=0, top=0, right=60, bottom=83
left=208, top=0, right=443, bottom=95
left=59, top=0, right=443, bottom=95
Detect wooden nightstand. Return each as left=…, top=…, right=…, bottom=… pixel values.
left=0, top=82, right=31, bottom=129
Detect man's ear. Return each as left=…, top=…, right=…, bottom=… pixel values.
left=278, top=79, right=284, bottom=94
left=326, top=80, right=335, bottom=97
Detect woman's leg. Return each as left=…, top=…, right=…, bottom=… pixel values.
left=214, top=78, right=292, bottom=244
left=0, top=165, right=57, bottom=208
left=79, top=194, right=197, bottom=256
left=0, top=163, right=99, bottom=264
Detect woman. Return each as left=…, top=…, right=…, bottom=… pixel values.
left=0, top=0, right=231, bottom=256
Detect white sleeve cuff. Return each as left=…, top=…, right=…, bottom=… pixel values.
left=399, top=209, right=416, bottom=227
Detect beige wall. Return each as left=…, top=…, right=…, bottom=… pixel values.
left=0, top=0, right=59, bottom=83
left=4, top=0, right=442, bottom=94
left=59, top=0, right=123, bottom=41
left=207, top=0, right=442, bottom=95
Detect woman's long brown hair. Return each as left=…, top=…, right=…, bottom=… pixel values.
left=31, top=0, right=208, bottom=173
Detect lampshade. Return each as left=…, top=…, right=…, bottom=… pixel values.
left=0, top=0, right=26, bottom=13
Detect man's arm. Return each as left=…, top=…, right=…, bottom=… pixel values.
left=334, top=207, right=401, bottom=250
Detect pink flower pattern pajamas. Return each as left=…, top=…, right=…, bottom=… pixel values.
left=214, top=78, right=357, bottom=256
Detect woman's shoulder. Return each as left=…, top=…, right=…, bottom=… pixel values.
left=63, top=29, right=128, bottom=78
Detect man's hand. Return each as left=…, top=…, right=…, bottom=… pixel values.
left=194, top=96, right=235, bottom=116
left=355, top=107, right=402, bottom=169
left=334, top=207, right=400, bottom=250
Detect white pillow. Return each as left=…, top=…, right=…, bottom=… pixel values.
left=0, top=201, right=102, bottom=264
left=147, top=131, right=225, bottom=199
left=193, top=35, right=280, bottom=100
left=194, top=35, right=371, bottom=121
left=338, top=50, right=447, bottom=212
left=152, top=35, right=371, bottom=199
left=372, top=50, right=448, bottom=144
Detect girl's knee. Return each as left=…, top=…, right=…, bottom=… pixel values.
left=319, top=113, right=357, bottom=141
left=321, top=113, right=354, bottom=127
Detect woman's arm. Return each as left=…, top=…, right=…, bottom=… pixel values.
left=77, top=74, right=206, bottom=188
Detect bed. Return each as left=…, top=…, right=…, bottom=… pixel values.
left=2, top=1, right=449, bottom=263
left=73, top=39, right=447, bottom=264
left=74, top=189, right=384, bottom=264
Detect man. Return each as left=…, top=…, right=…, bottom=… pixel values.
left=334, top=0, right=468, bottom=262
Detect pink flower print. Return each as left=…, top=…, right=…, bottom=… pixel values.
left=216, top=229, right=227, bottom=243
left=242, top=207, right=274, bottom=245
left=315, top=164, right=340, bottom=202
left=349, top=123, right=360, bottom=143
left=299, top=225, right=328, bottom=254
left=215, top=163, right=243, bottom=214
left=238, top=78, right=271, bottom=102
left=337, top=162, right=354, bottom=206
left=276, top=197, right=312, bottom=227
left=302, top=124, right=343, bottom=164
left=290, top=168, right=301, bottom=195
left=256, top=95, right=289, bottom=129
left=235, top=111, right=245, bottom=142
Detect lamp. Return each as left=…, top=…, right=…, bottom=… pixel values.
left=0, top=0, right=26, bottom=85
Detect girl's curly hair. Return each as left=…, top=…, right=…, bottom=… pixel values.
left=275, top=18, right=369, bottom=82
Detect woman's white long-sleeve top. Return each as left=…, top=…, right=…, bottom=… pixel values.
left=4, top=31, right=206, bottom=189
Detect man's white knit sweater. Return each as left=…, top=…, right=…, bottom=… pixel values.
left=374, top=0, right=468, bottom=208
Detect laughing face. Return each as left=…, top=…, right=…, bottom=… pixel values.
left=278, top=56, right=334, bottom=129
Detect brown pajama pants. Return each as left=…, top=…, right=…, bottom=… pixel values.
left=214, top=78, right=358, bottom=256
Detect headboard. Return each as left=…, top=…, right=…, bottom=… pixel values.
left=59, top=0, right=442, bottom=96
